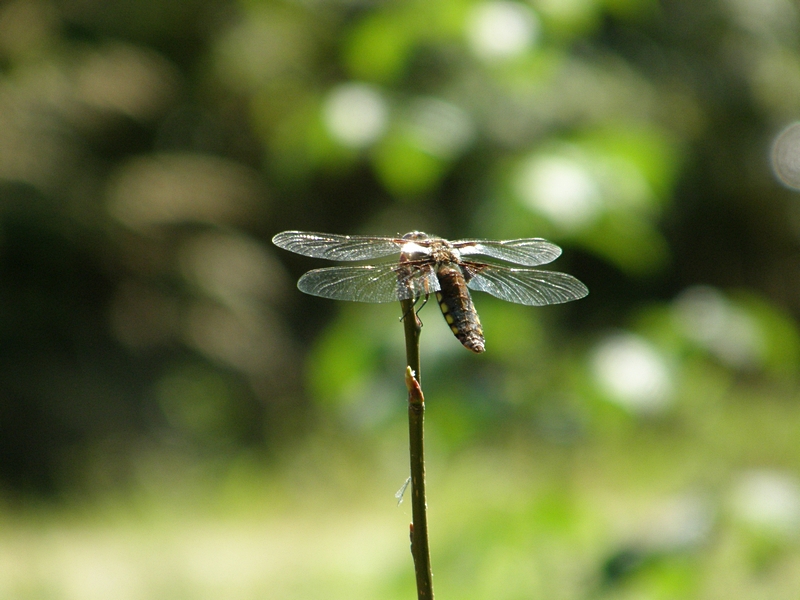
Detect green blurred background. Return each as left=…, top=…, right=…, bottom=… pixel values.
left=2, top=0, right=800, bottom=597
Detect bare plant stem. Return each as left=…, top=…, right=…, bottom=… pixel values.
left=401, top=298, right=434, bottom=599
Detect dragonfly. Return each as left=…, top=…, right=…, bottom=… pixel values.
left=272, top=230, right=588, bottom=353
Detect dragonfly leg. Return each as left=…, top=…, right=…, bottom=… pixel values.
left=399, top=294, right=429, bottom=326
left=399, top=300, right=415, bottom=322
left=414, top=294, right=430, bottom=327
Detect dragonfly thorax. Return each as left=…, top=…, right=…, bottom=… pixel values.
left=399, top=232, right=462, bottom=264
left=427, top=239, right=461, bottom=264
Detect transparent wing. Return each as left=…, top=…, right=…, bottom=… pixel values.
left=455, top=238, right=563, bottom=266
left=465, top=264, right=588, bottom=306
left=297, top=263, right=440, bottom=303
left=272, top=231, right=406, bottom=261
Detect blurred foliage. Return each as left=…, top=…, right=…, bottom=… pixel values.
left=2, top=0, right=800, bottom=597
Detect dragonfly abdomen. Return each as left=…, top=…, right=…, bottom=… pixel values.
left=435, top=264, right=485, bottom=353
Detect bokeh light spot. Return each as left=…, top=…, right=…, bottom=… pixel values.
left=771, top=121, right=800, bottom=189
left=406, top=97, right=475, bottom=158
left=536, top=0, right=597, bottom=24
left=516, top=154, right=602, bottom=231
left=107, top=154, right=261, bottom=229
left=731, top=470, right=800, bottom=536
left=673, top=286, right=764, bottom=369
left=466, top=1, right=540, bottom=61
left=591, top=333, right=673, bottom=414
left=179, top=231, right=286, bottom=309
left=323, top=83, right=388, bottom=149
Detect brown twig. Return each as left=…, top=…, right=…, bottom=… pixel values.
left=401, top=298, right=434, bottom=599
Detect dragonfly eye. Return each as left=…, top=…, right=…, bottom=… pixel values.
left=402, top=231, right=429, bottom=241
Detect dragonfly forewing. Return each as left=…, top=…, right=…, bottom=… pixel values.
left=272, top=231, right=405, bottom=262
left=297, top=263, right=439, bottom=303
left=455, top=238, right=563, bottom=266
left=466, top=265, right=589, bottom=306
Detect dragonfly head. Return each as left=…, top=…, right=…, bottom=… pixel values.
left=401, top=231, right=430, bottom=241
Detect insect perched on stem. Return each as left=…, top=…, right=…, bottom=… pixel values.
left=272, top=230, right=588, bottom=352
